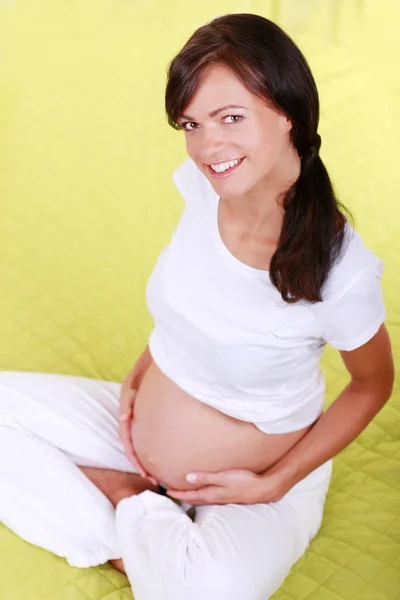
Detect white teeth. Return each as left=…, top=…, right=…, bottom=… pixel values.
left=210, top=158, right=242, bottom=173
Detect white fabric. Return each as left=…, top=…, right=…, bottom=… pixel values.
left=146, top=157, right=386, bottom=434
left=0, top=370, right=332, bottom=599
left=0, top=371, right=135, bottom=567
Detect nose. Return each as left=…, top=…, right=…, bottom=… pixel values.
left=200, top=123, right=226, bottom=160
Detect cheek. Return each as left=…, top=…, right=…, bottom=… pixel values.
left=185, top=138, right=205, bottom=168
left=246, top=134, right=275, bottom=167
left=185, top=135, right=194, bottom=157
left=243, top=122, right=272, bottom=157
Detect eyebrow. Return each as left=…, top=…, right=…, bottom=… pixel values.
left=179, top=104, right=247, bottom=121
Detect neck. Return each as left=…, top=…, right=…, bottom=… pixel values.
left=221, top=146, right=301, bottom=237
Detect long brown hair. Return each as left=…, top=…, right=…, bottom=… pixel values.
left=165, top=13, right=352, bottom=303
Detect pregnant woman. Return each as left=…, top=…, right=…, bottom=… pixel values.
left=0, top=13, right=394, bottom=600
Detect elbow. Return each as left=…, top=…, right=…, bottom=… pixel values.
left=351, top=363, right=395, bottom=410
left=382, top=356, right=395, bottom=403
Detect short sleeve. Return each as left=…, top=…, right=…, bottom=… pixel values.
left=322, top=260, right=386, bottom=351
left=172, top=157, right=218, bottom=207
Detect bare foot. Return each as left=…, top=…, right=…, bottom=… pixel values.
left=77, top=466, right=159, bottom=508
left=110, top=558, right=126, bottom=575
left=78, top=466, right=160, bottom=575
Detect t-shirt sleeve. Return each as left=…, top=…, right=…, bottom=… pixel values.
left=172, top=157, right=217, bottom=206
left=321, top=259, right=386, bottom=351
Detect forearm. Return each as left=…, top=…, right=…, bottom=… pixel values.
left=265, top=380, right=392, bottom=487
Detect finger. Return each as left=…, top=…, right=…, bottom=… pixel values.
left=129, top=455, right=148, bottom=479
left=134, top=462, right=158, bottom=486
left=146, top=475, right=160, bottom=486
left=118, top=420, right=149, bottom=477
left=119, top=419, right=134, bottom=451
left=119, top=391, right=158, bottom=485
left=121, top=429, right=157, bottom=483
left=119, top=425, right=143, bottom=473
left=121, top=441, right=141, bottom=474
left=125, top=445, right=146, bottom=476
left=166, top=490, right=201, bottom=502
left=119, top=389, right=136, bottom=419
left=119, top=413, right=131, bottom=423
left=119, top=409, right=133, bottom=425
left=185, top=471, right=229, bottom=486
left=166, top=487, right=217, bottom=504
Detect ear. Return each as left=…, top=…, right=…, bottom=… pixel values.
left=279, top=114, right=293, bottom=133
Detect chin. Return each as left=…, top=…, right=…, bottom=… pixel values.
left=223, top=181, right=253, bottom=198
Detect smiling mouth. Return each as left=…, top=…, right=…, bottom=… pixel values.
left=207, top=157, right=245, bottom=177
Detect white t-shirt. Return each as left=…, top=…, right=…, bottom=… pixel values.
left=146, top=158, right=386, bottom=434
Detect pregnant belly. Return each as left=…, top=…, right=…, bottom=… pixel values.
left=131, top=362, right=314, bottom=490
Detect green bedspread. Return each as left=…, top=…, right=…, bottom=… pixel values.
left=0, top=1, right=399, bottom=598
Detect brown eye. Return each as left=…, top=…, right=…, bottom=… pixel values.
left=182, top=122, right=198, bottom=131
left=223, top=115, right=244, bottom=124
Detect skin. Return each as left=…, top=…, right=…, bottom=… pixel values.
left=165, top=324, right=394, bottom=505
left=179, top=63, right=299, bottom=267
left=158, top=66, right=394, bottom=504
left=124, top=64, right=309, bottom=490
left=134, top=63, right=393, bottom=502
left=77, top=466, right=158, bottom=575
left=82, top=63, right=393, bottom=546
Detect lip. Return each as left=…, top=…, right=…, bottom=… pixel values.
left=206, top=157, right=246, bottom=179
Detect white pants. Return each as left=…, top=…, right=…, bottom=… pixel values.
left=0, top=370, right=333, bottom=600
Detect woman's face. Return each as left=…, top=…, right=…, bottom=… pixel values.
left=176, top=64, right=293, bottom=199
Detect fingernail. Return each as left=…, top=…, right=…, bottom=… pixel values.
left=119, top=414, right=129, bottom=422
left=186, top=473, right=197, bottom=483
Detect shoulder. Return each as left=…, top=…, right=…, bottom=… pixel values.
left=321, top=222, right=384, bottom=303
left=172, top=157, right=218, bottom=207
left=318, top=222, right=386, bottom=351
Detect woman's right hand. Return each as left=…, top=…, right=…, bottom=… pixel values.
left=118, top=348, right=159, bottom=486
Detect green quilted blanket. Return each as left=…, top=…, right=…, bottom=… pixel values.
left=0, top=1, right=399, bottom=598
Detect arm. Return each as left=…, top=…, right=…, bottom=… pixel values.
left=166, top=325, right=395, bottom=506
left=262, top=324, right=395, bottom=489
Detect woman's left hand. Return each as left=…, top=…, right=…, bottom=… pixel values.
left=166, top=468, right=291, bottom=505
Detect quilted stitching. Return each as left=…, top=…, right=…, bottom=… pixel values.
left=0, top=1, right=399, bottom=599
